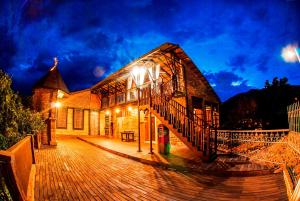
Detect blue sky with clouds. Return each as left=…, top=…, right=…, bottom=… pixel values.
left=0, top=0, right=299, bottom=101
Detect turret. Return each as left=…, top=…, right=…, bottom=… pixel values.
left=32, top=57, right=69, bottom=145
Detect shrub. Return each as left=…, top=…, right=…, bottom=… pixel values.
left=0, top=70, right=45, bottom=150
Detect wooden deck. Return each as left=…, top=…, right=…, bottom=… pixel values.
left=34, top=138, right=288, bottom=201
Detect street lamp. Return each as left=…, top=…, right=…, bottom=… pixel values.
left=130, top=62, right=160, bottom=154
left=145, top=62, right=159, bottom=155
left=131, top=66, right=146, bottom=152
left=281, top=44, right=300, bottom=63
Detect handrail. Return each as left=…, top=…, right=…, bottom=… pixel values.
left=150, top=82, right=218, bottom=154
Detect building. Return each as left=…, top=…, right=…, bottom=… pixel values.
left=32, top=43, right=220, bottom=161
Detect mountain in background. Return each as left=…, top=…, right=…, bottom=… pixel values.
left=220, top=79, right=300, bottom=130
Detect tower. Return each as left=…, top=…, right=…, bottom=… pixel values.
left=32, top=58, right=69, bottom=145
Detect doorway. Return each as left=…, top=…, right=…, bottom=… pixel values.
left=145, top=114, right=156, bottom=142
left=90, top=110, right=99, bottom=135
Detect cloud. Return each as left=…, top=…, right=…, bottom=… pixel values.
left=0, top=0, right=299, bottom=101
left=204, top=71, right=252, bottom=101
left=227, top=54, right=249, bottom=72
left=256, top=54, right=270, bottom=72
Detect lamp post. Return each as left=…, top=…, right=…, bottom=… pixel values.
left=131, top=67, right=146, bottom=152
left=147, top=69, right=155, bottom=154
left=131, top=62, right=159, bottom=154
left=145, top=61, right=160, bottom=154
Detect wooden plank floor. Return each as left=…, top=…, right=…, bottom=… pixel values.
left=34, top=138, right=288, bottom=201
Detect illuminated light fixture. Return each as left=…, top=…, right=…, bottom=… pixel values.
left=131, top=66, right=146, bottom=86
left=281, top=44, right=300, bottom=63
left=57, top=90, right=64, bottom=98
left=128, top=106, right=132, bottom=111
left=105, top=110, right=110, bottom=115
left=53, top=101, right=61, bottom=108
left=115, top=108, right=120, bottom=113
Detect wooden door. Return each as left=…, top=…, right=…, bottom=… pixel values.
left=145, top=115, right=156, bottom=142
left=90, top=111, right=99, bottom=135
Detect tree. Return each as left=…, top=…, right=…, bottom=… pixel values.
left=265, top=80, right=271, bottom=88
left=279, top=77, right=288, bottom=86
left=272, top=77, right=279, bottom=87
left=0, top=70, right=19, bottom=137
left=0, top=70, right=45, bottom=149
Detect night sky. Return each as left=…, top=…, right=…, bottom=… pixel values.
left=1, top=0, right=300, bottom=101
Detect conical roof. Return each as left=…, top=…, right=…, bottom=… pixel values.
left=33, top=58, right=69, bottom=93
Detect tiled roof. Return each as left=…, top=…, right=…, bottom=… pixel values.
left=34, top=66, right=69, bottom=93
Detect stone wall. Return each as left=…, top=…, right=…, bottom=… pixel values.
left=184, top=63, right=219, bottom=113
left=32, top=88, right=56, bottom=144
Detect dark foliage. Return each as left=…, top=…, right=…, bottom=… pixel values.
left=0, top=70, right=45, bottom=149
left=221, top=84, right=300, bottom=129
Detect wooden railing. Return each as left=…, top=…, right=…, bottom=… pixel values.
left=150, top=81, right=217, bottom=158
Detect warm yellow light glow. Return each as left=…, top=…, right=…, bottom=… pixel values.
left=105, top=110, right=110, bottom=115
left=128, top=106, right=132, bottom=111
left=131, top=66, right=146, bottom=86
left=57, top=90, right=64, bottom=98
left=281, top=44, right=299, bottom=63
left=53, top=101, right=61, bottom=108
left=115, top=108, right=120, bottom=113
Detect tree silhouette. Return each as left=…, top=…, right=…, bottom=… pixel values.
left=279, top=77, right=288, bottom=86
left=272, top=77, right=279, bottom=87
left=265, top=80, right=271, bottom=88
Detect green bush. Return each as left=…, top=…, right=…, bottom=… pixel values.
left=0, top=70, right=45, bottom=150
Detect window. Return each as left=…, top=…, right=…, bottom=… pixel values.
left=73, top=109, right=84, bottom=129
left=57, top=107, right=67, bottom=128
left=101, top=97, right=109, bottom=109
left=116, top=93, right=125, bottom=104
left=109, top=95, right=115, bottom=106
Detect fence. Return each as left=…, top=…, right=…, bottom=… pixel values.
left=287, top=102, right=300, bottom=200
left=288, top=101, right=300, bottom=133
left=217, top=129, right=289, bottom=150
left=0, top=135, right=35, bottom=201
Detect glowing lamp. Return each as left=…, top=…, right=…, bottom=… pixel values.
left=115, top=108, right=120, bottom=113
left=53, top=101, right=61, bottom=108
left=281, top=44, right=300, bottom=63
left=131, top=66, right=146, bottom=87
left=57, top=90, right=64, bottom=98
left=105, top=110, right=110, bottom=115
left=128, top=106, right=132, bottom=111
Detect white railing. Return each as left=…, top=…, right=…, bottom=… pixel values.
left=217, top=129, right=289, bottom=149
left=288, top=102, right=300, bottom=133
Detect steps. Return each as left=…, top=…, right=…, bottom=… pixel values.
left=147, top=88, right=218, bottom=161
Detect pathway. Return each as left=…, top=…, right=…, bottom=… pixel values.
left=34, top=137, right=288, bottom=201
